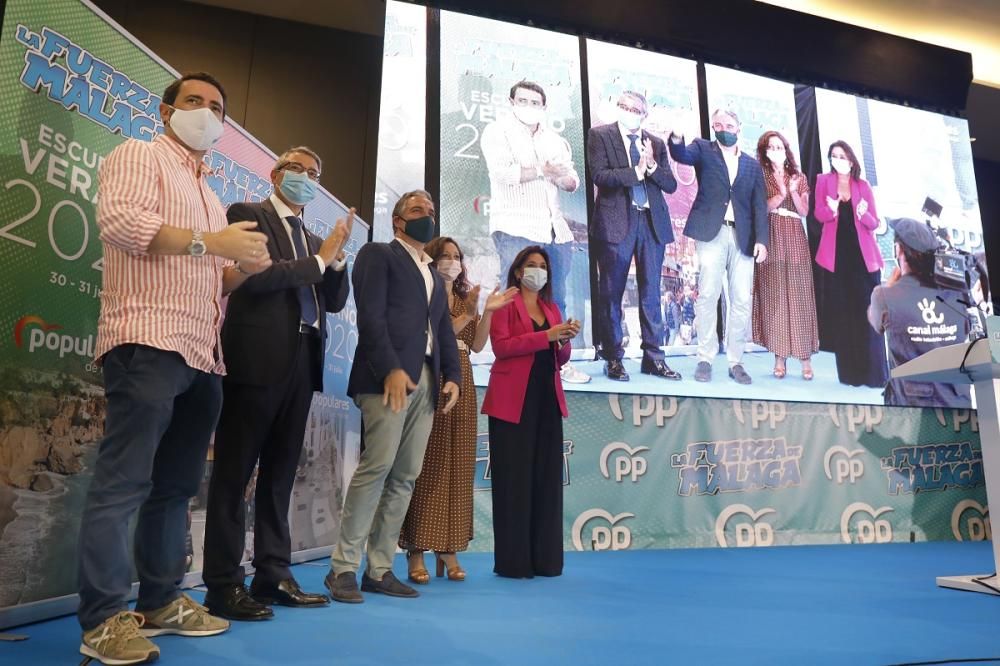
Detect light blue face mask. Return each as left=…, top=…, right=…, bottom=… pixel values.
left=279, top=170, right=317, bottom=205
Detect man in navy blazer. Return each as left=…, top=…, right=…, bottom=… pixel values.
left=588, top=91, right=681, bottom=382
left=326, top=190, right=460, bottom=603
left=668, top=109, right=769, bottom=384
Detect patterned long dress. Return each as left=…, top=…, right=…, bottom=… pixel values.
left=399, top=296, right=477, bottom=552
left=751, top=170, right=819, bottom=360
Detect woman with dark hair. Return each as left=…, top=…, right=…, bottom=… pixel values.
left=400, top=236, right=515, bottom=583
left=814, top=140, right=888, bottom=387
left=751, top=130, right=818, bottom=379
left=481, top=246, right=580, bottom=578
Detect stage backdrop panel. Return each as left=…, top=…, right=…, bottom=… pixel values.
left=439, top=9, right=592, bottom=352
left=0, top=0, right=365, bottom=619
left=469, top=389, right=989, bottom=552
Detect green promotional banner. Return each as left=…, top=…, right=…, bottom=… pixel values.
left=0, top=0, right=365, bottom=619
left=469, top=391, right=989, bottom=552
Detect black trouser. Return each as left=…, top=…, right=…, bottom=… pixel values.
left=488, top=373, right=564, bottom=578
left=202, top=334, right=319, bottom=588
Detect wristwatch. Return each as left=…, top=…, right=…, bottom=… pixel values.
left=188, top=230, right=207, bottom=257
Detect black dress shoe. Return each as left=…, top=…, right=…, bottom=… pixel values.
left=360, top=571, right=419, bottom=598
left=324, top=571, right=363, bottom=604
left=640, top=359, right=682, bottom=380
left=204, top=584, right=274, bottom=621
left=250, top=578, right=329, bottom=607
left=604, top=359, right=629, bottom=381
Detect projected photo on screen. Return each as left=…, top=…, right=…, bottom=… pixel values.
left=439, top=11, right=591, bottom=357
left=377, top=2, right=988, bottom=407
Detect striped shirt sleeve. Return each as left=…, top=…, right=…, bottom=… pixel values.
left=97, top=140, right=165, bottom=255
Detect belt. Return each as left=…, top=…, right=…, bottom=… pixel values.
left=299, top=324, right=320, bottom=337
left=723, top=219, right=736, bottom=228
left=456, top=340, right=470, bottom=354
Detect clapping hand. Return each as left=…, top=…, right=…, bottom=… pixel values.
left=826, top=195, right=839, bottom=214
left=211, top=221, right=269, bottom=264
left=463, top=284, right=482, bottom=316
left=483, top=286, right=518, bottom=313
left=788, top=174, right=801, bottom=193
left=320, top=208, right=356, bottom=266
left=236, top=255, right=272, bottom=275
left=642, top=138, right=656, bottom=169
left=546, top=319, right=580, bottom=343
left=856, top=199, right=868, bottom=217
left=542, top=161, right=570, bottom=180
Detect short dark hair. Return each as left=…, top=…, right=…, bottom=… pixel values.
left=895, top=234, right=936, bottom=285
left=827, top=140, right=862, bottom=180
left=506, top=245, right=553, bottom=303
left=163, top=72, right=228, bottom=117
left=509, top=80, right=546, bottom=106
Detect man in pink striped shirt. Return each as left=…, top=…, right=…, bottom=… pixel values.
left=76, top=72, right=273, bottom=666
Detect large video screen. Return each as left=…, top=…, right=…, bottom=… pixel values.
left=376, top=1, right=988, bottom=408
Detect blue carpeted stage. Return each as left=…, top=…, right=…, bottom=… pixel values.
left=4, top=542, right=999, bottom=665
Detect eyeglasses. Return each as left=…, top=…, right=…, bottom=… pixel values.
left=279, top=162, right=321, bottom=181
left=617, top=102, right=644, bottom=115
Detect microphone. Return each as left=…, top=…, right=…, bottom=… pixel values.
left=938, top=295, right=986, bottom=341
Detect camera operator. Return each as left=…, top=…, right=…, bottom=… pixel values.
left=868, top=218, right=971, bottom=408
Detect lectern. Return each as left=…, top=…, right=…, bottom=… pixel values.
left=891, top=317, right=1000, bottom=595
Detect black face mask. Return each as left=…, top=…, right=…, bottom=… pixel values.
left=400, top=215, right=435, bottom=243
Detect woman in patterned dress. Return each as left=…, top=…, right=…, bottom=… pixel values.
left=399, top=236, right=516, bottom=583
left=751, top=130, right=819, bottom=379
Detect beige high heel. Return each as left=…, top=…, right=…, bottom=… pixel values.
left=435, top=552, right=466, bottom=581
left=407, top=551, right=430, bottom=585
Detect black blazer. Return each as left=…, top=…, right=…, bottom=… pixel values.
left=347, top=239, right=461, bottom=408
left=667, top=137, right=769, bottom=257
left=221, top=199, right=350, bottom=390
left=587, top=122, right=677, bottom=245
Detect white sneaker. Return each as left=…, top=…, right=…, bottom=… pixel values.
left=560, top=362, right=591, bottom=384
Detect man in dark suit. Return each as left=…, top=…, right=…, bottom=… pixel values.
left=325, top=190, right=461, bottom=603
left=203, top=146, right=353, bottom=620
left=668, top=109, right=769, bottom=384
left=588, top=90, right=680, bottom=382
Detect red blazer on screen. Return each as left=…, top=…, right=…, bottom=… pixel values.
left=481, top=293, right=571, bottom=425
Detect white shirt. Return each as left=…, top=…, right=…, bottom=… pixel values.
left=480, top=112, right=579, bottom=244
left=616, top=122, right=659, bottom=209
left=396, top=237, right=435, bottom=355
left=269, top=193, right=346, bottom=329
left=720, top=145, right=740, bottom=222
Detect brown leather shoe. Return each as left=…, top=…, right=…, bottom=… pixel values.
left=407, top=551, right=430, bottom=585
left=435, top=552, right=466, bottom=581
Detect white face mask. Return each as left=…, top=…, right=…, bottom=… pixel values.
left=617, top=107, right=642, bottom=131
left=830, top=156, right=852, bottom=175
left=520, top=266, right=548, bottom=292
left=766, top=149, right=786, bottom=166
left=512, top=105, right=544, bottom=127
left=167, top=106, right=225, bottom=151
left=435, top=258, right=462, bottom=282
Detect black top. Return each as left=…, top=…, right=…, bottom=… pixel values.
left=531, top=318, right=556, bottom=377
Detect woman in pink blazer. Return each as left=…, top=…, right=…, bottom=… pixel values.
left=482, top=245, right=580, bottom=578
left=813, top=140, right=888, bottom=387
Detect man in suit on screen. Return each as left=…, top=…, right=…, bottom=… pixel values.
left=588, top=90, right=680, bottom=382
left=668, top=109, right=768, bottom=384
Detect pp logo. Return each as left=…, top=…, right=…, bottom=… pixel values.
left=828, top=405, right=883, bottom=433
left=823, top=446, right=865, bottom=484
left=732, top=400, right=786, bottom=429
left=918, top=298, right=945, bottom=324
left=840, top=502, right=894, bottom=544
left=951, top=500, right=991, bottom=541
left=571, top=509, right=634, bottom=551
left=934, top=409, right=979, bottom=433
left=599, top=442, right=649, bottom=482
left=715, top=504, right=776, bottom=548
left=608, top=394, right=678, bottom=426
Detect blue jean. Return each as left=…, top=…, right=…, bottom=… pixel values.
left=492, top=231, right=571, bottom=317
left=77, top=344, right=222, bottom=630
